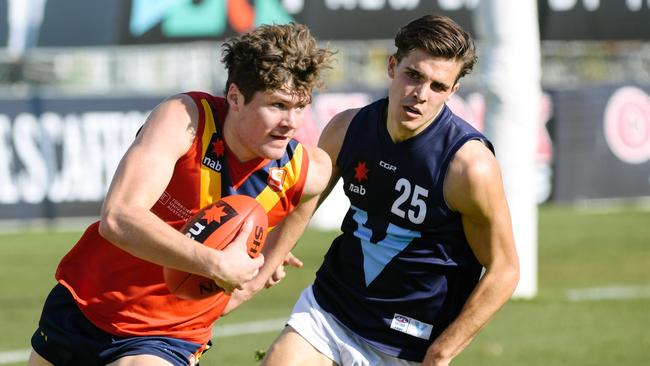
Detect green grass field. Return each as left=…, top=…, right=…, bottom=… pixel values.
left=1, top=205, right=649, bottom=365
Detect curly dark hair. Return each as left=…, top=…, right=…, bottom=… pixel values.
left=221, top=23, right=334, bottom=104
left=394, top=15, right=477, bottom=83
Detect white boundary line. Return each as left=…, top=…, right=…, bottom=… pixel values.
left=0, top=351, right=30, bottom=365
left=573, top=197, right=650, bottom=214
left=0, top=317, right=287, bottom=365
left=212, top=317, right=286, bottom=337
left=0, top=217, right=96, bottom=235
left=566, top=285, right=650, bottom=302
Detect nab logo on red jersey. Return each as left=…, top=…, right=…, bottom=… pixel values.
left=202, top=133, right=225, bottom=172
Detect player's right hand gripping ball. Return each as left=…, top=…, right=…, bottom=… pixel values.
left=164, top=195, right=268, bottom=300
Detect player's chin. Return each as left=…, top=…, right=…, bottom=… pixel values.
left=259, top=141, right=289, bottom=160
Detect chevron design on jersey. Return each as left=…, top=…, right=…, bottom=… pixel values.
left=351, top=206, right=421, bottom=286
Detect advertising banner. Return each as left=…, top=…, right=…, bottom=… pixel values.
left=1, top=0, right=650, bottom=48
left=551, top=85, right=650, bottom=202
left=118, top=0, right=650, bottom=43
left=0, top=96, right=158, bottom=219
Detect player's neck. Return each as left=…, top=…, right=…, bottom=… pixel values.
left=223, top=115, right=255, bottom=163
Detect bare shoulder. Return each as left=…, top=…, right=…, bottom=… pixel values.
left=139, top=94, right=199, bottom=141
left=302, top=145, right=333, bottom=197
left=100, top=94, right=202, bottom=214
left=135, top=93, right=199, bottom=156
left=448, top=140, right=498, bottom=179
left=444, top=139, right=504, bottom=214
left=317, top=108, right=361, bottom=163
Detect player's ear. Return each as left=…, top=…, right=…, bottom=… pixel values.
left=227, top=84, right=243, bottom=111
left=387, top=55, right=397, bottom=79
left=447, top=82, right=460, bottom=101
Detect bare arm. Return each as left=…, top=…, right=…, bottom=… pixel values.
left=98, top=94, right=263, bottom=294
left=423, top=140, right=520, bottom=366
left=313, top=108, right=359, bottom=207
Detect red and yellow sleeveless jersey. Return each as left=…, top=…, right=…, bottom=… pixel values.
left=55, top=91, right=310, bottom=345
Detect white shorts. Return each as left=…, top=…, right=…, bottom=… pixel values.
left=286, top=286, right=421, bottom=366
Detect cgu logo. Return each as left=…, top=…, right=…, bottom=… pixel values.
left=380, top=160, right=397, bottom=172
left=129, top=0, right=295, bottom=38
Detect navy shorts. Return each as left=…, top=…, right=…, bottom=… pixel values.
left=31, top=283, right=209, bottom=366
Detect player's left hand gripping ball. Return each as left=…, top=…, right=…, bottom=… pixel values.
left=164, top=195, right=268, bottom=300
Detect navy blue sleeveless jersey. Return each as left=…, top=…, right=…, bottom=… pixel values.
left=312, top=98, right=494, bottom=361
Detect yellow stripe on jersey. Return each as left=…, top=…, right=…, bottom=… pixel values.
left=199, top=98, right=221, bottom=208
left=256, top=143, right=305, bottom=216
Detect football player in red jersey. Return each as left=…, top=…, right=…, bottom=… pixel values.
left=28, top=23, right=334, bottom=366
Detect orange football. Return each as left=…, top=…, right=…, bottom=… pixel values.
left=163, top=195, right=268, bottom=300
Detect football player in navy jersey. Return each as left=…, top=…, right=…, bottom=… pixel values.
left=262, top=14, right=520, bottom=366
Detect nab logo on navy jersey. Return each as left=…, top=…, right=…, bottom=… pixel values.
left=349, top=161, right=368, bottom=195
left=203, top=133, right=224, bottom=172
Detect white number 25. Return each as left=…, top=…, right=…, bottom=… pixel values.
left=390, top=178, right=428, bottom=224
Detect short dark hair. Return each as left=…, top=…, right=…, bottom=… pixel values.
left=394, top=15, right=477, bottom=82
left=221, top=23, right=334, bottom=104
